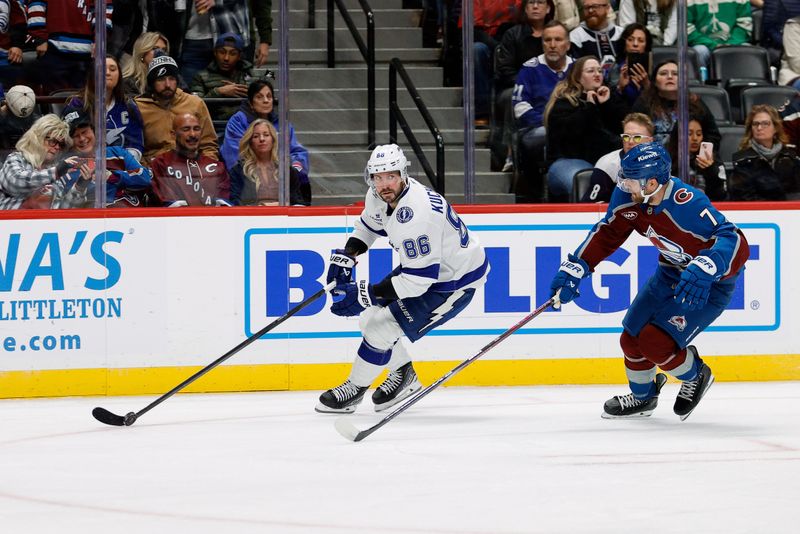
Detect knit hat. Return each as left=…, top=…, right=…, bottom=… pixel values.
left=214, top=32, right=244, bottom=52
left=63, top=109, right=93, bottom=137
left=147, top=54, right=180, bottom=87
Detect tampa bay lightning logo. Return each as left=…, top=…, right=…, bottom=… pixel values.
left=396, top=206, right=414, bottom=223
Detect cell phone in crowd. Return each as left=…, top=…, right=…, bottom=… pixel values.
left=700, top=142, right=714, bottom=161
left=626, top=52, right=652, bottom=74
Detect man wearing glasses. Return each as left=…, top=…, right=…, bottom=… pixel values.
left=582, top=112, right=655, bottom=202
left=570, top=0, right=623, bottom=74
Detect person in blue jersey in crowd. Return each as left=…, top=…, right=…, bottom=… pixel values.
left=316, top=144, right=489, bottom=414
left=550, top=142, right=749, bottom=420
left=222, top=78, right=311, bottom=204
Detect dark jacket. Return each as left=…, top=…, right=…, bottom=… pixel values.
left=494, top=24, right=544, bottom=89
left=546, top=91, right=628, bottom=163
left=730, top=145, right=800, bottom=201
left=631, top=93, right=721, bottom=148
left=672, top=152, right=728, bottom=202
left=229, top=161, right=306, bottom=206
left=189, top=59, right=254, bottom=120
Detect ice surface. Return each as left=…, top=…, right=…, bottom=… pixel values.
left=1, top=382, right=798, bottom=533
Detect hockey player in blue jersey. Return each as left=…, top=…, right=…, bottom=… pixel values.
left=550, top=142, right=749, bottom=420
left=316, top=144, right=489, bottom=413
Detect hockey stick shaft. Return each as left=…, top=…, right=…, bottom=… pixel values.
left=93, top=281, right=335, bottom=426
left=336, top=296, right=557, bottom=442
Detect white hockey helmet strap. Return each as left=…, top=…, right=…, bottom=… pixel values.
left=364, top=144, right=409, bottom=190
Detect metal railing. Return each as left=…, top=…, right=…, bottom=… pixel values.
left=389, top=58, right=445, bottom=196
left=327, top=0, right=375, bottom=147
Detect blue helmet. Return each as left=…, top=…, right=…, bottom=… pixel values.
left=620, top=142, right=672, bottom=185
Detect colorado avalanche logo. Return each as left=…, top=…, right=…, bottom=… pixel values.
left=645, top=225, right=692, bottom=265
left=674, top=188, right=694, bottom=204
left=669, top=315, right=687, bottom=332
left=396, top=206, right=414, bottom=223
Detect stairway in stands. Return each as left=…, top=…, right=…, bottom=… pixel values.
left=266, top=0, right=513, bottom=204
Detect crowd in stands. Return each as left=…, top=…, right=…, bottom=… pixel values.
left=1, top=1, right=800, bottom=208
left=0, top=0, right=310, bottom=209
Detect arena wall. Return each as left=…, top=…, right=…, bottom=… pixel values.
left=1, top=203, right=798, bottom=399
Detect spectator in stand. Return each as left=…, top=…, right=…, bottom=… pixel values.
left=780, top=92, right=800, bottom=145
left=27, top=0, right=113, bottom=94
left=62, top=55, right=145, bottom=162
left=617, top=0, right=677, bottom=46
left=553, top=0, right=581, bottom=31
left=512, top=20, right=573, bottom=201
left=222, top=78, right=311, bottom=204
left=0, top=114, right=85, bottom=209
left=570, top=0, right=624, bottom=75
left=494, top=0, right=555, bottom=171
left=121, top=32, right=171, bottom=97
left=0, top=0, right=26, bottom=90
left=135, top=55, right=218, bottom=164
left=779, top=17, right=800, bottom=89
left=609, top=23, right=652, bottom=106
left=190, top=32, right=253, bottom=121
left=761, top=0, right=800, bottom=66
left=63, top=110, right=152, bottom=208
left=151, top=0, right=273, bottom=86
left=544, top=55, right=628, bottom=202
left=468, top=0, right=519, bottom=125
left=730, top=104, right=800, bottom=200
left=150, top=112, right=230, bottom=207
left=0, top=85, right=41, bottom=149
left=229, top=118, right=306, bottom=206
left=583, top=112, right=654, bottom=202
left=687, top=0, right=752, bottom=69
left=631, top=60, right=720, bottom=147
left=668, top=116, right=727, bottom=200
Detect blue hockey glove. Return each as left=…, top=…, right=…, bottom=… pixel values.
left=330, top=280, right=376, bottom=317
left=326, top=249, right=356, bottom=295
left=674, top=253, right=720, bottom=311
left=549, top=254, right=590, bottom=307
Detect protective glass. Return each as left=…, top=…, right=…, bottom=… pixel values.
left=617, top=177, right=646, bottom=194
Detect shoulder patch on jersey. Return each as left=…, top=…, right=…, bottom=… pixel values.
left=621, top=211, right=638, bottom=220
left=396, top=206, right=414, bottom=223
left=674, top=188, right=694, bottom=204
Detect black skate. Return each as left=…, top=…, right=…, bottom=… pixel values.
left=372, top=362, right=422, bottom=412
left=601, top=373, right=668, bottom=419
left=315, top=380, right=368, bottom=414
left=673, top=346, right=715, bottom=421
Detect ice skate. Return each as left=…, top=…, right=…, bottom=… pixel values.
left=315, top=380, right=368, bottom=414
left=372, top=362, right=422, bottom=412
left=673, top=346, right=715, bottom=421
left=602, top=372, right=668, bottom=419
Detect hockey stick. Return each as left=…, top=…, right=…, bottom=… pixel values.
left=334, top=295, right=559, bottom=442
left=92, top=281, right=335, bottom=427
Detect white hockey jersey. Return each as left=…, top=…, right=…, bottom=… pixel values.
left=352, top=178, right=489, bottom=299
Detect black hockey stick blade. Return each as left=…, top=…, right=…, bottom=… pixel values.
left=334, top=296, right=558, bottom=442
left=92, top=281, right=335, bottom=427
left=92, top=407, right=138, bottom=427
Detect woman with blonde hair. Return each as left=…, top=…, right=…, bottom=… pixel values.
left=0, top=114, right=85, bottom=209
left=730, top=105, right=800, bottom=200
left=229, top=118, right=307, bottom=206
left=122, top=32, right=171, bottom=96
left=544, top=55, right=628, bottom=202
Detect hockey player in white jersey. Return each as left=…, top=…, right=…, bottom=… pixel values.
left=316, top=144, right=489, bottom=413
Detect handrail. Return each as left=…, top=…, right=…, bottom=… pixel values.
left=388, top=57, right=445, bottom=196
left=327, top=0, right=375, bottom=148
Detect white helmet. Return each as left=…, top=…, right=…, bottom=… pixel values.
left=364, top=143, right=409, bottom=191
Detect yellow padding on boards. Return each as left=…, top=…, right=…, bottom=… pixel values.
left=1, top=356, right=799, bottom=399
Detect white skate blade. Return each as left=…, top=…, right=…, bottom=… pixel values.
left=334, top=417, right=363, bottom=441
left=315, top=402, right=357, bottom=414
left=679, top=374, right=715, bottom=421
left=600, top=409, right=655, bottom=419
left=373, top=380, right=421, bottom=412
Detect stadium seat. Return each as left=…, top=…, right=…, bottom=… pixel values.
left=740, top=86, right=800, bottom=119
left=570, top=168, right=594, bottom=203
left=718, top=125, right=746, bottom=175
left=711, top=45, right=773, bottom=121
left=651, top=47, right=701, bottom=82
left=47, top=89, right=78, bottom=117
left=691, top=85, right=734, bottom=126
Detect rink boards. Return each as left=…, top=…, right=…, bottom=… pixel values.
left=0, top=203, right=798, bottom=398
